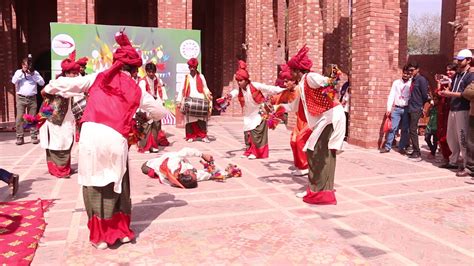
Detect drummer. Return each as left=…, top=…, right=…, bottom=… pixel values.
left=176, top=58, right=213, bottom=143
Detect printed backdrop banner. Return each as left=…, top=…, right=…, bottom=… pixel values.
left=50, top=22, right=201, bottom=119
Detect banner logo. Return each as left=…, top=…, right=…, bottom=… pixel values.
left=179, top=39, right=200, bottom=59
left=51, top=34, right=76, bottom=56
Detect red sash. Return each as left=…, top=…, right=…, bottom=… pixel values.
left=159, top=158, right=185, bottom=189
left=303, top=76, right=338, bottom=116
left=182, top=74, right=204, bottom=97
left=238, top=83, right=265, bottom=108
left=143, top=77, right=163, bottom=99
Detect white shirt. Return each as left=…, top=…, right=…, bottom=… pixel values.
left=39, top=99, right=75, bottom=150
left=176, top=73, right=211, bottom=102
left=138, top=75, right=168, bottom=101
left=145, top=148, right=212, bottom=185
left=282, top=73, right=346, bottom=152
left=45, top=71, right=169, bottom=193
left=229, top=82, right=285, bottom=131
left=11, top=70, right=45, bottom=96
left=342, top=92, right=350, bottom=113
left=386, top=79, right=411, bottom=112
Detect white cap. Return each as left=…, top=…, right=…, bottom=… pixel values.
left=454, top=49, right=473, bottom=60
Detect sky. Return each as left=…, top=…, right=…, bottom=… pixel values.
left=409, top=0, right=442, bottom=20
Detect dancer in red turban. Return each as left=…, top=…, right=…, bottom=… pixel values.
left=43, top=31, right=169, bottom=249
left=285, top=45, right=346, bottom=205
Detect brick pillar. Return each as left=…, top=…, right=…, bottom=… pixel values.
left=350, top=0, right=403, bottom=148
left=0, top=0, right=18, bottom=126
left=439, top=0, right=456, bottom=57
left=286, top=0, right=324, bottom=129
left=320, top=0, right=351, bottom=74
left=57, top=0, right=88, bottom=23
left=399, top=0, right=408, bottom=66
left=158, top=0, right=193, bottom=29
left=453, top=0, right=474, bottom=54
left=245, top=0, right=279, bottom=84
left=287, top=0, right=323, bottom=72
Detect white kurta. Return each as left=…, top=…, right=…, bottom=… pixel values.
left=138, top=75, right=168, bottom=101
left=176, top=74, right=211, bottom=124
left=145, top=147, right=212, bottom=185
left=282, top=73, right=346, bottom=152
left=46, top=72, right=169, bottom=193
left=229, top=82, right=286, bottom=131
left=39, top=99, right=75, bottom=150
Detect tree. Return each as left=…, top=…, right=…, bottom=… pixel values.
left=408, top=13, right=441, bottom=55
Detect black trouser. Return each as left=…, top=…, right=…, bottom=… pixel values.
left=424, top=129, right=438, bottom=156
left=409, top=110, right=422, bottom=155
left=466, top=116, right=474, bottom=173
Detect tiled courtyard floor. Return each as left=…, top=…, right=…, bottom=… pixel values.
left=1, top=116, right=473, bottom=265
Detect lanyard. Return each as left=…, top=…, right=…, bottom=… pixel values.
left=453, top=72, right=467, bottom=93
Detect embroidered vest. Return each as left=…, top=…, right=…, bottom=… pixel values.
left=303, top=76, right=339, bottom=116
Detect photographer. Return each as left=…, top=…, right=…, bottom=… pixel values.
left=11, top=55, right=45, bottom=145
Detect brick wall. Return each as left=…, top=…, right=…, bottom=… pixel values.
left=0, top=0, right=17, bottom=126
left=454, top=0, right=474, bottom=53
left=158, top=0, right=193, bottom=29
left=349, top=0, right=404, bottom=148
left=57, top=0, right=88, bottom=23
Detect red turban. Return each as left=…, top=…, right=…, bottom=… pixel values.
left=113, top=31, right=142, bottom=67
left=235, top=60, right=250, bottom=81
left=187, top=58, right=199, bottom=68
left=76, top=57, right=88, bottom=67
left=61, top=50, right=80, bottom=73
left=288, top=45, right=313, bottom=71
left=278, top=64, right=292, bottom=80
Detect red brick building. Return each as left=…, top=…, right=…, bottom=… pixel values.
left=1, top=0, right=473, bottom=147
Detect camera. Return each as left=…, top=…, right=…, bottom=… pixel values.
left=27, top=54, right=34, bottom=72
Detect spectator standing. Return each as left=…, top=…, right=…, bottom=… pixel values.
left=380, top=66, right=412, bottom=154
left=406, top=62, right=429, bottom=161
left=439, top=49, right=474, bottom=176
left=11, top=56, right=45, bottom=145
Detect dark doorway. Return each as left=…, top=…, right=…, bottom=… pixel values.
left=95, top=0, right=154, bottom=27
left=192, top=0, right=246, bottom=114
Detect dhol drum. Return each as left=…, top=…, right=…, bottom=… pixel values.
left=180, top=97, right=210, bottom=118
left=71, top=97, right=87, bottom=121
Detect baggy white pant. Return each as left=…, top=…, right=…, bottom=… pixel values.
left=447, top=110, right=469, bottom=167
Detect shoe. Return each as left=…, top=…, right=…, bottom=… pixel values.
left=240, top=154, right=248, bottom=158
left=398, top=148, right=407, bottom=155
left=186, top=139, right=193, bottom=143
left=456, top=170, right=470, bottom=177
left=120, top=236, right=133, bottom=243
left=407, top=153, right=422, bottom=161
left=291, top=169, right=309, bottom=176
left=247, top=154, right=257, bottom=160
left=295, top=190, right=308, bottom=198
left=31, top=136, right=39, bottom=144
left=92, top=241, right=108, bottom=250
left=9, top=174, right=19, bottom=197
left=439, top=163, right=458, bottom=169
left=150, top=148, right=159, bottom=153
left=427, top=154, right=435, bottom=160
left=202, top=137, right=210, bottom=143
left=379, top=148, right=390, bottom=153
left=16, top=137, right=24, bottom=145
